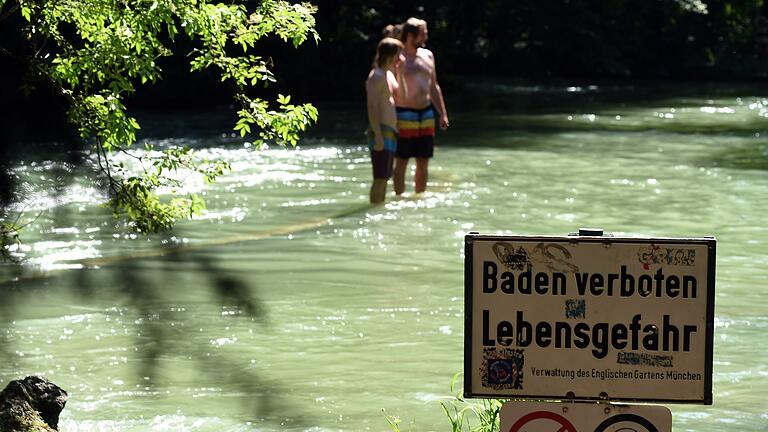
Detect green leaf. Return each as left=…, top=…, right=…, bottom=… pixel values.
left=20, top=5, right=31, bottom=21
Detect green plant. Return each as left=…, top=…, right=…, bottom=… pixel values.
left=0, top=0, right=319, bottom=235
left=382, top=372, right=509, bottom=432
left=467, top=398, right=504, bottom=432
left=0, top=221, right=20, bottom=262
left=382, top=408, right=416, bottom=432
left=439, top=372, right=507, bottom=432
left=0, top=210, right=42, bottom=262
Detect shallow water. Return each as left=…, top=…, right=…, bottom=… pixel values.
left=1, top=81, right=767, bottom=431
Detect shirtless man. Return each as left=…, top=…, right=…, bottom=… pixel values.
left=393, top=17, right=449, bottom=195
left=365, top=37, right=403, bottom=204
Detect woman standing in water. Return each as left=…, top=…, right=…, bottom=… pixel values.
left=366, top=37, right=404, bottom=204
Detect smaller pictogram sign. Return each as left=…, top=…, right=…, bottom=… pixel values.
left=507, top=410, right=577, bottom=432
left=500, top=401, right=671, bottom=432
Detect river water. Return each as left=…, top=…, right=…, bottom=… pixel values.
left=0, top=81, right=766, bottom=431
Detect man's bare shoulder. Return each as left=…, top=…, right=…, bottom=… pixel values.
left=366, top=69, right=386, bottom=86
left=366, top=69, right=389, bottom=96
left=417, top=47, right=435, bottom=60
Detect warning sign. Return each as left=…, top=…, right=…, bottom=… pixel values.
left=464, top=234, right=715, bottom=404
left=500, top=401, right=671, bottom=432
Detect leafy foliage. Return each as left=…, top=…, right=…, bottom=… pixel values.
left=381, top=408, right=415, bottom=432
left=0, top=222, right=20, bottom=263
left=235, top=93, right=319, bottom=145
left=438, top=372, right=506, bottom=432
left=2, top=0, right=319, bottom=234
left=0, top=211, right=41, bottom=262
left=383, top=373, right=508, bottom=432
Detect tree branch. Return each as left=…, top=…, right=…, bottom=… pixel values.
left=95, top=138, right=120, bottom=198
left=0, top=3, right=19, bottom=23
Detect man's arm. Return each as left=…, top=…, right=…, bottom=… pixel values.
left=365, top=73, right=386, bottom=150
left=427, top=52, right=449, bottom=130
left=393, top=54, right=408, bottom=100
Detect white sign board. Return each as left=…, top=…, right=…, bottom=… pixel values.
left=464, top=234, right=715, bottom=404
left=500, top=401, right=672, bottom=432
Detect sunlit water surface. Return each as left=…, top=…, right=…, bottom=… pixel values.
left=1, top=82, right=767, bottom=431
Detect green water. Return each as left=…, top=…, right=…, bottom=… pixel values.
left=1, top=81, right=767, bottom=431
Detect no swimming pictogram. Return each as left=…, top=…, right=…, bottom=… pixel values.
left=507, top=410, right=577, bottom=432
left=500, top=402, right=671, bottom=432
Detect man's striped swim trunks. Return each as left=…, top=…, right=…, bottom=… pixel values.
left=395, top=105, right=435, bottom=159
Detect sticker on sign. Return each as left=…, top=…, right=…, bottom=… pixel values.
left=464, top=233, right=715, bottom=404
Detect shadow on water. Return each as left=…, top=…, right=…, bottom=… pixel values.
left=700, top=142, right=768, bottom=171
left=0, top=83, right=310, bottom=425
left=0, top=221, right=311, bottom=427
